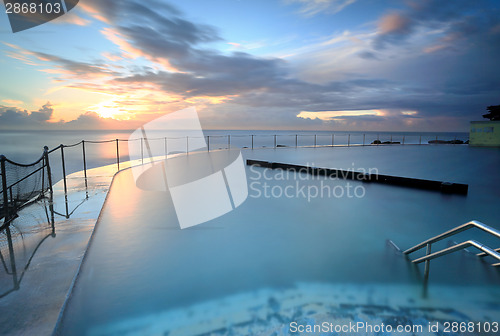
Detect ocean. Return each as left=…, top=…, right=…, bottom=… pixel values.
left=0, top=129, right=469, bottom=184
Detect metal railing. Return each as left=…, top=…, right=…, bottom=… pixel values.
left=404, top=220, right=500, bottom=255
left=404, top=220, right=500, bottom=283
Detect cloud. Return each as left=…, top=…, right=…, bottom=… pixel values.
left=286, top=0, right=356, bottom=17
left=372, top=0, right=500, bottom=50
left=82, top=0, right=221, bottom=70
left=378, top=12, right=412, bottom=34
left=52, top=11, right=91, bottom=26
left=0, top=103, right=137, bottom=130
left=4, top=0, right=499, bottom=132
left=0, top=103, right=54, bottom=129
left=297, top=109, right=383, bottom=121
left=2, top=99, right=24, bottom=106
left=64, top=111, right=135, bottom=129
left=4, top=44, right=117, bottom=80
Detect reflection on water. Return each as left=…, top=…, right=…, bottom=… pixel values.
left=0, top=198, right=55, bottom=298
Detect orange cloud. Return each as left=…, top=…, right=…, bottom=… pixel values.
left=52, top=12, right=91, bottom=26
left=101, top=27, right=143, bottom=59
left=424, top=44, right=447, bottom=53
left=102, top=52, right=123, bottom=62
left=378, top=13, right=410, bottom=34
left=78, top=3, right=111, bottom=24
left=185, top=95, right=239, bottom=105
left=2, top=99, right=24, bottom=106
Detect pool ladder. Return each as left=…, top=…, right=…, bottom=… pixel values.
left=404, top=220, right=500, bottom=282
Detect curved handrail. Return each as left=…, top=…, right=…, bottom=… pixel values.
left=412, top=240, right=500, bottom=264
left=404, top=220, right=500, bottom=254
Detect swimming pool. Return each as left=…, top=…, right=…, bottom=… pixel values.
left=56, top=145, right=500, bottom=335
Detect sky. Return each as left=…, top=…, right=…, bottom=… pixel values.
left=0, top=0, right=499, bottom=131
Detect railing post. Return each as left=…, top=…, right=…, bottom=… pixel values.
left=295, top=134, right=298, bottom=148
left=228, top=135, right=231, bottom=149
left=363, top=134, right=365, bottom=146
left=207, top=136, right=210, bottom=152
left=116, top=139, right=120, bottom=171
left=186, top=136, right=189, bottom=154
left=274, top=135, right=277, bottom=148
left=348, top=134, right=351, bottom=147
left=1, top=155, right=10, bottom=225
left=402, top=136, right=405, bottom=145
left=60, top=145, right=69, bottom=218
left=419, top=135, right=422, bottom=145
left=60, top=145, right=68, bottom=196
left=424, top=243, right=432, bottom=278
left=423, top=243, right=432, bottom=297
left=41, top=156, right=45, bottom=196
left=164, top=137, right=168, bottom=157
left=314, top=134, right=317, bottom=147
left=81, top=141, right=87, bottom=194
left=332, top=134, right=334, bottom=146
left=43, top=146, right=53, bottom=197
left=251, top=135, right=254, bottom=149
left=141, top=138, right=144, bottom=164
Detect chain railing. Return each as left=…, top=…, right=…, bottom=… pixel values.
left=1, top=146, right=53, bottom=231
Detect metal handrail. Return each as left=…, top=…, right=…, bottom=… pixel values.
left=404, top=220, right=500, bottom=255
left=412, top=240, right=500, bottom=264
left=477, top=247, right=500, bottom=257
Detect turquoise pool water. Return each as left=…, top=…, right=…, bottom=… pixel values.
left=56, top=145, right=500, bottom=335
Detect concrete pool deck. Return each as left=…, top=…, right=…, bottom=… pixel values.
left=0, top=158, right=144, bottom=335
left=0, top=153, right=191, bottom=335
left=1, top=145, right=499, bottom=335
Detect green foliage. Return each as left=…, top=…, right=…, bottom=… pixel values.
left=482, top=105, right=500, bottom=121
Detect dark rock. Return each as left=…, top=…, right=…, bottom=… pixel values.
left=429, top=139, right=465, bottom=144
